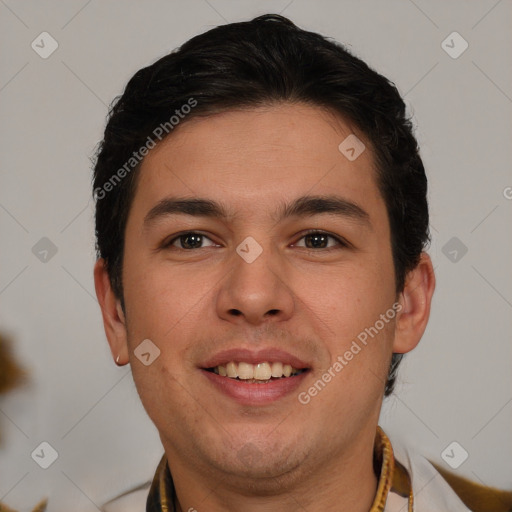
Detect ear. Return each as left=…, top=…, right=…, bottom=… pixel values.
left=393, top=252, right=436, bottom=354
left=94, top=258, right=129, bottom=365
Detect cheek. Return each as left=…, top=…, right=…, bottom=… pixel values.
left=303, top=259, right=395, bottom=339
left=129, top=352, right=201, bottom=439
left=122, top=256, right=219, bottom=354
left=303, top=257, right=396, bottom=392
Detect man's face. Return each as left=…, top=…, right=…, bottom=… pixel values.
left=118, top=104, right=400, bottom=482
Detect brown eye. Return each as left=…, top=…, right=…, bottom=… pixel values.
left=295, top=231, right=347, bottom=250
left=166, top=232, right=216, bottom=250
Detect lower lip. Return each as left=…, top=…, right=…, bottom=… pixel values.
left=201, top=369, right=309, bottom=405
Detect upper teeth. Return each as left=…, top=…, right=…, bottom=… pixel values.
left=212, top=361, right=301, bottom=380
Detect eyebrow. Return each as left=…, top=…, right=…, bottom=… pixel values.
left=143, top=195, right=371, bottom=229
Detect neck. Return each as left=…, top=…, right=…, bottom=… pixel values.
left=164, top=424, right=379, bottom=512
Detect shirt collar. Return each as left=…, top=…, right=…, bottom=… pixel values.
left=146, top=426, right=413, bottom=512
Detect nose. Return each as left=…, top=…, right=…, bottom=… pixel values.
left=216, top=238, right=295, bottom=326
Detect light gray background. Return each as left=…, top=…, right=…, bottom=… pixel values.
left=1, top=1, right=511, bottom=510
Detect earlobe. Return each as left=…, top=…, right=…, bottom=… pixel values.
left=393, top=252, right=436, bottom=354
left=93, top=259, right=130, bottom=366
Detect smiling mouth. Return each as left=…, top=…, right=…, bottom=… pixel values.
left=205, top=361, right=308, bottom=384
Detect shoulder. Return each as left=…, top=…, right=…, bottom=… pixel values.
left=428, top=461, right=512, bottom=512
left=391, top=438, right=512, bottom=512
left=0, top=500, right=48, bottom=512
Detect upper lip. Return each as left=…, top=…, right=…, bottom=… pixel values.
left=200, top=348, right=310, bottom=370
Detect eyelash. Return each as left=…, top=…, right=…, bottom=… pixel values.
left=162, top=229, right=349, bottom=251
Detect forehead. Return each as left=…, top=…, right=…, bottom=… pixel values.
left=129, top=103, right=386, bottom=227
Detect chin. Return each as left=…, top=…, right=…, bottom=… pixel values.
left=210, top=431, right=307, bottom=481
left=214, top=452, right=307, bottom=495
